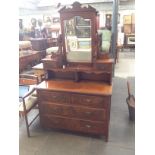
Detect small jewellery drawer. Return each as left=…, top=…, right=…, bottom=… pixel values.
left=43, top=61, right=62, bottom=69
left=95, top=63, right=112, bottom=72
left=39, top=102, right=106, bottom=121
left=41, top=115, right=105, bottom=134
left=38, top=90, right=70, bottom=104
left=71, top=94, right=110, bottom=108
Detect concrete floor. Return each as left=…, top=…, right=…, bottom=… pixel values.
left=19, top=50, right=135, bottom=155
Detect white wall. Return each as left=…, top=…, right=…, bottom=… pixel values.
left=19, top=1, right=135, bottom=29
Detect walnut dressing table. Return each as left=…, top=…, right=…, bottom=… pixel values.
left=36, top=2, right=113, bottom=141
left=37, top=80, right=112, bottom=141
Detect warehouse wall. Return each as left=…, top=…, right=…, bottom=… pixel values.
left=19, top=1, right=135, bottom=28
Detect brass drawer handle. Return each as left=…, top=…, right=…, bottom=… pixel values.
left=85, top=111, right=92, bottom=115
left=53, top=108, right=59, bottom=111
left=52, top=95, right=57, bottom=99
left=85, top=125, right=91, bottom=128
left=86, top=99, right=91, bottom=102
left=53, top=120, right=59, bottom=124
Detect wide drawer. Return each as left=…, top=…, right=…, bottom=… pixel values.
left=43, top=60, right=62, bottom=69
left=41, top=115, right=106, bottom=134
left=71, top=94, right=110, bottom=108
left=39, top=102, right=106, bottom=121
left=95, top=63, right=112, bottom=72
left=37, top=90, right=70, bottom=104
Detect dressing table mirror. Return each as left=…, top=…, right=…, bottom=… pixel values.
left=58, top=1, right=99, bottom=66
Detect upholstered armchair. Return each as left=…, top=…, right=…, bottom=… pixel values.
left=46, top=46, right=59, bottom=55
left=98, top=28, right=112, bottom=53
left=19, top=41, right=32, bottom=51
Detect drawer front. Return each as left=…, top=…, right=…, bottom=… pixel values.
left=39, top=102, right=106, bottom=121
left=71, top=94, right=110, bottom=108
left=95, top=63, right=112, bottom=72
left=38, top=90, right=70, bottom=104
left=43, top=60, right=62, bottom=69
left=43, top=61, right=58, bottom=69
left=41, top=115, right=106, bottom=134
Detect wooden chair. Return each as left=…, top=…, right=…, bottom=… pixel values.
left=19, top=74, right=39, bottom=137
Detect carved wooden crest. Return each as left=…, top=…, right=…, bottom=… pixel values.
left=59, top=1, right=97, bottom=13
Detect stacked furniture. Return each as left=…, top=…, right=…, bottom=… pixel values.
left=46, top=24, right=60, bottom=47
left=19, top=41, right=42, bottom=72
left=123, top=13, right=135, bottom=48
left=19, top=41, right=32, bottom=51
left=36, top=2, right=113, bottom=142
left=30, top=38, right=48, bottom=58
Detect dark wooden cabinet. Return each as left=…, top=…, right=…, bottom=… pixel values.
left=124, top=34, right=135, bottom=48
left=36, top=2, right=113, bottom=141
left=123, top=13, right=135, bottom=48
left=30, top=38, right=48, bottom=58
left=123, top=14, right=135, bottom=35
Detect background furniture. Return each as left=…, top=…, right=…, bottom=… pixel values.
left=46, top=25, right=60, bottom=47
left=116, top=44, right=123, bottom=63
left=123, top=15, right=132, bottom=34
left=19, top=41, right=32, bottom=51
left=19, top=74, right=39, bottom=137
left=123, top=13, right=135, bottom=48
left=123, top=14, right=135, bottom=34
left=19, top=41, right=43, bottom=72
left=98, top=28, right=112, bottom=53
left=105, top=14, right=112, bottom=30
left=124, top=34, right=135, bottom=48
left=19, top=50, right=42, bottom=72
left=126, top=81, right=135, bottom=121
left=30, top=38, right=48, bottom=58
left=36, top=2, right=113, bottom=142
left=32, top=63, right=45, bottom=82
left=46, top=46, right=59, bottom=55
left=116, top=32, right=124, bottom=63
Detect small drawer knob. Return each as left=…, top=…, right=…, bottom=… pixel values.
left=52, top=95, right=57, bottom=99
left=86, top=99, right=91, bottom=102
left=53, top=120, right=59, bottom=124
left=53, top=108, right=58, bottom=111
left=85, top=125, right=91, bottom=128
left=85, top=111, right=91, bottom=115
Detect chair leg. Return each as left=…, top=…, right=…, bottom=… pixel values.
left=19, top=112, right=24, bottom=118
left=24, top=114, right=30, bottom=137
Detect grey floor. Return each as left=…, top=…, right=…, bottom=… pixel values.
left=19, top=50, right=135, bottom=155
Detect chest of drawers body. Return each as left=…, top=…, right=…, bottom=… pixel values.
left=37, top=80, right=112, bottom=141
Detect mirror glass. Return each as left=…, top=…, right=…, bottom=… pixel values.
left=64, top=16, right=92, bottom=62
